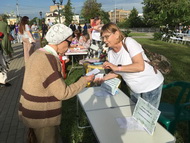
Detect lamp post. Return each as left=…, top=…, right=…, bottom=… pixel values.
left=39, top=11, right=42, bottom=19
left=114, top=0, right=116, bottom=23
left=52, top=0, right=63, bottom=23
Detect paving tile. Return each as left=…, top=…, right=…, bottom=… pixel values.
left=0, top=131, right=8, bottom=141
left=0, top=44, right=27, bottom=143
left=6, top=135, right=16, bottom=143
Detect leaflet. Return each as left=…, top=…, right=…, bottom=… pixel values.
left=132, top=97, right=161, bottom=135
left=86, top=68, right=100, bottom=76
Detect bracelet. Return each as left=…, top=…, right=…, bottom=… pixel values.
left=118, top=66, right=122, bottom=71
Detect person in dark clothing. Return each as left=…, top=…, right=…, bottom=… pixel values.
left=78, top=23, right=82, bottom=34
left=83, top=23, right=88, bottom=34
left=0, top=32, right=11, bottom=87
left=69, top=22, right=76, bottom=37
left=41, top=21, right=48, bottom=39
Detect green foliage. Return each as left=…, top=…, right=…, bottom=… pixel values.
left=142, top=0, right=190, bottom=27
left=0, top=14, right=9, bottom=22
left=122, top=30, right=131, bottom=37
left=81, top=0, right=102, bottom=22
left=29, top=17, right=38, bottom=26
left=117, top=21, right=128, bottom=28
left=120, top=7, right=146, bottom=28
left=64, top=0, right=74, bottom=26
left=153, top=32, right=162, bottom=40
left=99, top=10, right=110, bottom=24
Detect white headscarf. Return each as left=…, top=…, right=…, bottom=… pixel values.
left=45, top=24, right=73, bottom=45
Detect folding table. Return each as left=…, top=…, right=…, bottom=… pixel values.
left=77, top=87, right=176, bottom=143
left=65, top=50, right=88, bottom=75
left=86, top=106, right=176, bottom=143
left=76, top=87, right=134, bottom=128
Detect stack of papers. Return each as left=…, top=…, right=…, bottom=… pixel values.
left=101, top=78, right=121, bottom=95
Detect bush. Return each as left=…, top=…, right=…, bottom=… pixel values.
left=122, top=30, right=131, bottom=37
left=153, top=32, right=162, bottom=40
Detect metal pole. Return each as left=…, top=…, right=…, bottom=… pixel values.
left=114, top=0, right=116, bottom=23
left=16, top=0, right=20, bottom=22
left=58, top=4, right=61, bottom=23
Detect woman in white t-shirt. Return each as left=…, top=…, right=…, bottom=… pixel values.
left=96, top=23, right=164, bottom=109
left=18, top=16, right=35, bottom=63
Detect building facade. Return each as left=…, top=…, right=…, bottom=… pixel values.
left=109, top=9, right=131, bottom=23
left=45, top=5, right=79, bottom=24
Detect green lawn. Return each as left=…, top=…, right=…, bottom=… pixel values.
left=128, top=32, right=148, bottom=37
left=60, top=38, right=190, bottom=143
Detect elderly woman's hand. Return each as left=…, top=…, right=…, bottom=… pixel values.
left=103, top=61, right=118, bottom=71
left=84, top=74, right=95, bottom=82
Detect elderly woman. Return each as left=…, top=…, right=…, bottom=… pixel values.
left=97, top=23, right=164, bottom=109
left=18, top=24, right=94, bottom=143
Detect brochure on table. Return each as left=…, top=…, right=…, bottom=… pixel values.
left=116, top=97, right=160, bottom=135
left=132, top=97, right=161, bottom=135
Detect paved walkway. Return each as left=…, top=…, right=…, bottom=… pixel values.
left=0, top=43, right=27, bottom=143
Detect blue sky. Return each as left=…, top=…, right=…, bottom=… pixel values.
left=0, top=0, right=144, bottom=18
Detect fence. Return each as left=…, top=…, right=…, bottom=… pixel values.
left=121, top=28, right=160, bottom=33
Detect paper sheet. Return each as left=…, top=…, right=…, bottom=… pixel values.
left=94, top=89, right=113, bottom=97
left=116, top=117, right=145, bottom=131
left=133, top=97, right=161, bottom=135
left=86, top=68, right=100, bottom=76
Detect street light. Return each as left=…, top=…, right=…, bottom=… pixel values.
left=39, top=11, right=42, bottom=19
left=52, top=0, right=63, bottom=23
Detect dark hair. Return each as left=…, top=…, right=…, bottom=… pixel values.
left=18, top=16, right=29, bottom=34
left=82, top=33, right=90, bottom=41
left=74, top=30, right=81, bottom=40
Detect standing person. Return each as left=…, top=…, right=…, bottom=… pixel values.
left=0, top=16, right=13, bottom=59
left=77, top=23, right=82, bottom=34
left=18, top=24, right=95, bottom=143
left=69, top=22, right=76, bottom=37
left=47, top=19, right=53, bottom=29
left=90, top=16, right=104, bottom=58
left=83, top=23, right=88, bottom=34
left=96, top=23, right=164, bottom=109
left=14, top=23, right=19, bottom=43
left=41, top=21, right=48, bottom=39
left=0, top=32, right=11, bottom=87
left=18, top=16, right=36, bottom=63
left=31, top=22, right=38, bottom=32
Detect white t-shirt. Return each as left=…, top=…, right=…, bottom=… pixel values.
left=92, top=29, right=101, bottom=41
left=22, top=24, right=30, bottom=38
left=108, top=37, right=164, bottom=93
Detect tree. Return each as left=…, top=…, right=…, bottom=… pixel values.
left=142, top=0, right=190, bottom=27
left=99, top=10, right=110, bottom=24
left=126, top=7, right=144, bottom=28
left=64, top=0, right=74, bottom=26
left=81, top=0, right=102, bottom=22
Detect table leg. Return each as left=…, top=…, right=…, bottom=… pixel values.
left=76, top=97, right=91, bottom=129
left=68, top=55, right=74, bottom=76
left=68, top=55, right=86, bottom=76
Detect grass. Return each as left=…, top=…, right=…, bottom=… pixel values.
left=128, top=32, right=149, bottom=37
left=60, top=37, right=190, bottom=143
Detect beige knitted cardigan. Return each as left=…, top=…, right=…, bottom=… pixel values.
left=18, top=50, right=87, bottom=128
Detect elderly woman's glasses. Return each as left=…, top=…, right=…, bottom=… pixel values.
left=101, top=33, right=112, bottom=41
left=65, top=39, right=72, bottom=46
